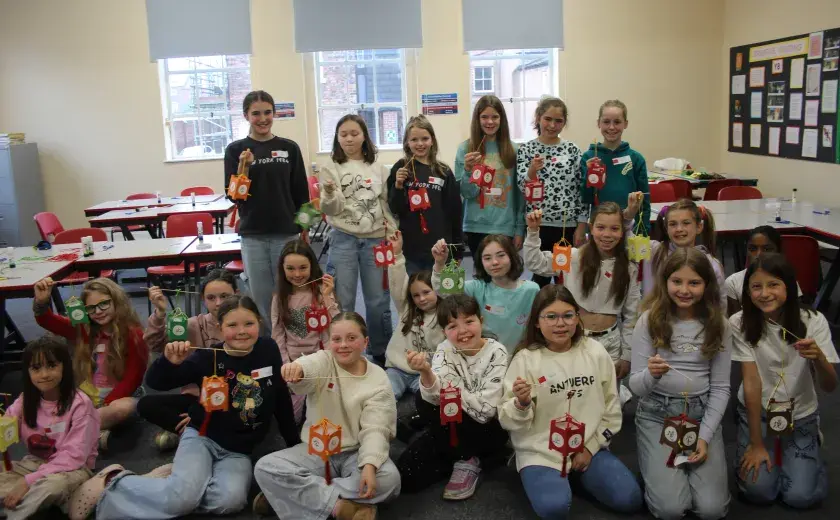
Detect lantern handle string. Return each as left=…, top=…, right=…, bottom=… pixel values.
left=766, top=319, right=793, bottom=413
left=296, top=276, right=325, bottom=288
left=557, top=212, right=570, bottom=247
left=640, top=354, right=694, bottom=381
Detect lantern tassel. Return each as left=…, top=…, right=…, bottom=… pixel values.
left=324, top=458, right=332, bottom=485
left=382, top=269, right=388, bottom=290
left=3, top=451, right=11, bottom=471
left=775, top=437, right=783, bottom=468
left=478, top=189, right=485, bottom=209
left=665, top=449, right=677, bottom=468
left=419, top=213, right=429, bottom=234
left=198, top=411, right=212, bottom=437
left=638, top=260, right=644, bottom=282
left=560, top=455, right=569, bottom=478
left=318, top=339, right=324, bottom=351
left=449, top=424, right=458, bottom=447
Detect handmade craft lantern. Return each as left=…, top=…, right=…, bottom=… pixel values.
left=660, top=415, right=700, bottom=467
left=767, top=398, right=794, bottom=436
left=199, top=376, right=230, bottom=413
left=227, top=175, right=252, bottom=201
left=469, top=163, right=496, bottom=209
left=167, top=310, right=189, bottom=341
left=552, top=243, right=572, bottom=273
left=309, top=418, right=343, bottom=484
left=440, top=384, right=463, bottom=447
left=586, top=157, right=607, bottom=189
left=295, top=202, right=322, bottom=230
left=373, top=241, right=395, bottom=268
left=548, top=415, right=586, bottom=477
left=408, top=187, right=431, bottom=212
left=0, top=415, right=18, bottom=453
left=524, top=179, right=545, bottom=204
left=627, top=235, right=652, bottom=262
left=65, top=296, right=89, bottom=326
left=306, top=307, right=330, bottom=334
left=439, top=262, right=465, bottom=295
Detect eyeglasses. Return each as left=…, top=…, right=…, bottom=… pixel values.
left=538, top=311, right=578, bottom=325
left=84, top=299, right=112, bottom=315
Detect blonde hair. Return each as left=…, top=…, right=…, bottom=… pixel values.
left=598, top=99, right=628, bottom=120
left=76, top=278, right=141, bottom=385
left=402, top=115, right=450, bottom=177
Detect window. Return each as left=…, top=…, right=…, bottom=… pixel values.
left=473, top=66, right=494, bottom=93
left=468, top=48, right=557, bottom=141
left=158, top=55, right=252, bottom=161
left=315, top=49, right=407, bottom=152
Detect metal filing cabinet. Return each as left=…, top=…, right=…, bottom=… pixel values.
left=0, top=143, right=45, bottom=247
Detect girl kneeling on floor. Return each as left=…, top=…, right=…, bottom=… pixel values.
left=500, top=285, right=642, bottom=518
left=254, top=312, right=401, bottom=520
left=396, top=294, right=509, bottom=500
left=68, top=295, right=300, bottom=520
left=0, top=337, right=99, bottom=520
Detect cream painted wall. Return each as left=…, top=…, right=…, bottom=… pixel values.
left=0, top=0, right=725, bottom=228
left=721, top=0, right=840, bottom=204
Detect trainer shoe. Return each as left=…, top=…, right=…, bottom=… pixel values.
left=442, top=456, right=480, bottom=500
left=252, top=492, right=272, bottom=516
left=154, top=431, right=180, bottom=452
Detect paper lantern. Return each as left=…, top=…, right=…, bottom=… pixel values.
left=306, top=306, right=330, bottom=333
left=65, top=297, right=89, bottom=326
left=548, top=414, right=586, bottom=477
left=440, top=384, right=463, bottom=447
left=166, top=310, right=189, bottom=341
left=0, top=415, right=18, bottom=452
left=309, top=418, right=343, bottom=484
left=469, top=163, right=496, bottom=209
left=408, top=187, right=431, bottom=212
left=767, top=398, right=794, bottom=437
left=660, top=414, right=700, bottom=467
left=199, top=376, right=230, bottom=413
left=552, top=244, right=572, bottom=273
left=586, top=158, right=607, bottom=189
left=439, top=263, right=465, bottom=295
left=373, top=242, right=396, bottom=268
left=627, top=235, right=651, bottom=262
left=227, top=175, right=252, bottom=201
left=295, top=202, right=322, bottom=230
left=524, top=180, right=545, bottom=203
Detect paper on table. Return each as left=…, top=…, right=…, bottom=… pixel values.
left=791, top=58, right=805, bottom=89
left=805, top=100, right=820, bottom=126
left=786, top=127, right=800, bottom=144
left=750, top=67, right=765, bottom=87
left=769, top=127, right=781, bottom=155
left=802, top=129, right=818, bottom=158
left=751, top=92, right=763, bottom=118
left=732, top=75, right=746, bottom=95
left=733, top=123, right=743, bottom=148
left=822, top=80, right=837, bottom=113
left=823, top=126, right=834, bottom=148
left=751, top=124, right=762, bottom=148
left=790, top=93, right=803, bottom=120
left=806, top=64, right=821, bottom=96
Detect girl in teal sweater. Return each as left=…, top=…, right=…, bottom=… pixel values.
left=580, top=100, right=651, bottom=233
left=455, top=95, right=524, bottom=261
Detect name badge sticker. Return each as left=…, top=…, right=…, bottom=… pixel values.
left=95, top=344, right=107, bottom=353
left=45, top=421, right=67, bottom=435
left=484, top=304, right=506, bottom=316
left=271, top=150, right=289, bottom=159
left=429, top=176, right=445, bottom=187
left=251, top=366, right=273, bottom=380
left=488, top=188, right=502, bottom=196
left=612, top=156, right=631, bottom=165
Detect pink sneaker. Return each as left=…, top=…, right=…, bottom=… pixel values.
left=442, top=457, right=480, bottom=500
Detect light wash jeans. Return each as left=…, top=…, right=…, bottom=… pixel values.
left=386, top=367, right=420, bottom=399
left=735, top=404, right=827, bottom=508
left=254, top=443, right=401, bottom=520
left=95, top=428, right=251, bottom=520
left=240, top=233, right=299, bottom=325
left=325, top=229, right=392, bottom=357
left=635, top=393, right=730, bottom=520
left=519, top=452, right=643, bottom=519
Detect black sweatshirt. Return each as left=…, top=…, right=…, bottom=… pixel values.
left=224, top=136, right=310, bottom=236
left=387, top=159, right=464, bottom=265
left=146, top=337, right=301, bottom=454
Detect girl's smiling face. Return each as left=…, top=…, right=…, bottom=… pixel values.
left=410, top=280, right=437, bottom=313
left=328, top=320, right=368, bottom=367
left=283, top=253, right=312, bottom=287
left=537, top=300, right=579, bottom=348
left=442, top=313, right=483, bottom=352
left=598, top=106, right=628, bottom=144
left=407, top=128, right=433, bottom=159
left=667, top=265, right=706, bottom=312
left=203, top=280, right=235, bottom=319
left=746, top=233, right=778, bottom=264
left=666, top=209, right=702, bottom=248
left=84, top=291, right=115, bottom=326
left=539, top=106, right=566, bottom=138
left=479, top=106, right=501, bottom=137
left=748, top=269, right=787, bottom=317
left=591, top=212, right=623, bottom=255
left=221, top=308, right=260, bottom=351
left=246, top=101, right=274, bottom=137
left=480, top=241, right=511, bottom=279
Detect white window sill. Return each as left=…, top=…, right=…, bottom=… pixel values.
left=165, top=156, right=225, bottom=164
left=316, top=145, right=404, bottom=155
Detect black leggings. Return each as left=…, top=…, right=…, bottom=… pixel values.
left=396, top=391, right=509, bottom=493
left=136, top=393, right=197, bottom=433
left=532, top=225, right=578, bottom=287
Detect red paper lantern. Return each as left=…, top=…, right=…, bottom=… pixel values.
left=586, top=158, right=607, bottom=189
left=524, top=179, right=544, bottom=203
left=548, top=414, right=586, bottom=477
left=373, top=241, right=395, bottom=268
left=659, top=414, right=700, bottom=467
left=440, top=384, right=463, bottom=447
left=308, top=418, right=343, bottom=484
left=469, top=164, right=496, bottom=209
left=408, top=187, right=431, bottom=212
left=306, top=307, right=330, bottom=333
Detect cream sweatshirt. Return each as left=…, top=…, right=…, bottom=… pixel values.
left=319, top=159, right=397, bottom=238
left=498, top=337, right=621, bottom=472
left=290, top=350, right=396, bottom=469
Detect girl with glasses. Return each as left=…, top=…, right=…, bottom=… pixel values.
left=32, top=277, right=148, bottom=452
left=499, top=285, right=642, bottom=518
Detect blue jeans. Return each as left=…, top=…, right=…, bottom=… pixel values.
left=519, top=452, right=642, bottom=519
left=386, top=367, right=420, bottom=399
left=735, top=404, right=827, bottom=508
left=240, top=233, right=299, bottom=324
left=325, top=229, right=392, bottom=357
left=95, top=428, right=251, bottom=519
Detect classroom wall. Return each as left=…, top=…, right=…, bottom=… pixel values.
left=721, top=0, right=840, bottom=204
left=0, top=0, right=724, bottom=229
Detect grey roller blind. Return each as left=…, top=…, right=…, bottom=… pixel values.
left=462, top=0, right=564, bottom=51
left=293, top=0, right=422, bottom=52
left=146, top=0, right=252, bottom=60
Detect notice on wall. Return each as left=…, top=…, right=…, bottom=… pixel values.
left=733, top=123, right=743, bottom=148
left=802, top=128, right=819, bottom=158
left=750, top=67, right=765, bottom=87
left=274, top=102, right=295, bottom=119
left=823, top=125, right=834, bottom=147
left=751, top=92, right=763, bottom=118
left=731, top=75, right=746, bottom=94
left=750, top=124, right=762, bottom=148
left=821, top=80, right=837, bottom=113
left=790, top=58, right=805, bottom=89
left=789, top=93, right=803, bottom=120
left=786, top=126, right=800, bottom=144
left=805, top=100, right=820, bottom=126
left=769, top=127, right=781, bottom=155
left=809, top=31, right=824, bottom=60
left=806, top=64, right=822, bottom=96
left=421, top=93, right=458, bottom=115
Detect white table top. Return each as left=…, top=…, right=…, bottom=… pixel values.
left=649, top=199, right=807, bottom=232
left=73, top=237, right=196, bottom=266
left=180, top=233, right=241, bottom=257
left=157, top=200, right=235, bottom=217
left=0, top=247, right=76, bottom=292
left=88, top=207, right=161, bottom=224
left=85, top=195, right=221, bottom=213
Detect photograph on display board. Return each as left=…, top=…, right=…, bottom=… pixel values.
left=766, top=107, right=784, bottom=123
left=826, top=49, right=839, bottom=71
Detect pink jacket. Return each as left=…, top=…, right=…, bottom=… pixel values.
left=271, top=291, right=339, bottom=364
left=6, top=391, right=99, bottom=485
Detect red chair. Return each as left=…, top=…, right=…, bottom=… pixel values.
left=33, top=212, right=65, bottom=242
left=180, top=186, right=215, bottom=196
left=781, top=235, right=821, bottom=303
left=659, top=179, right=693, bottom=200
left=649, top=183, right=677, bottom=203
left=307, top=176, right=321, bottom=201
left=306, top=176, right=330, bottom=244
left=224, top=219, right=243, bottom=273
left=718, top=186, right=762, bottom=201
left=703, top=179, right=741, bottom=201
left=53, top=228, right=115, bottom=282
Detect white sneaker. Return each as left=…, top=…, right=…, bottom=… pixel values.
left=619, top=385, right=633, bottom=407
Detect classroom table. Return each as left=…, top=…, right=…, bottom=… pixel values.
left=179, top=233, right=242, bottom=315
left=88, top=207, right=164, bottom=240
left=156, top=200, right=235, bottom=234
left=647, top=170, right=759, bottom=188
left=83, top=195, right=222, bottom=217
left=0, top=247, right=77, bottom=359
left=73, top=237, right=196, bottom=278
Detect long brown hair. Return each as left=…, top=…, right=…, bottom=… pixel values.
left=402, top=115, right=450, bottom=177
left=641, top=248, right=725, bottom=359
left=514, top=285, right=584, bottom=358
left=274, top=240, right=324, bottom=327
left=533, top=96, right=568, bottom=136
left=77, top=278, right=141, bottom=385
left=331, top=114, right=378, bottom=165
left=401, top=271, right=437, bottom=335
left=470, top=95, right=516, bottom=169
left=652, top=198, right=717, bottom=273
left=579, top=202, right=631, bottom=305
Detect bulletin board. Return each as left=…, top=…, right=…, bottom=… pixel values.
left=728, top=27, right=840, bottom=164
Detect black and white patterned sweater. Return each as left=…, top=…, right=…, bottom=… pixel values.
left=516, top=138, right=587, bottom=226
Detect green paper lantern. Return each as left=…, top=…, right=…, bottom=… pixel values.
left=439, top=262, right=465, bottom=295
left=66, top=297, right=89, bottom=326
left=295, top=202, right=322, bottom=230
left=167, top=310, right=189, bottom=341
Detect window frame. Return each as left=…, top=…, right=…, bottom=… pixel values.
left=473, top=65, right=494, bottom=93
left=158, top=55, right=252, bottom=162
left=313, top=49, right=408, bottom=153
left=468, top=48, right=560, bottom=143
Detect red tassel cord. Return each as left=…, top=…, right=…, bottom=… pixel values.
left=3, top=451, right=11, bottom=471
left=449, top=424, right=459, bottom=447
left=318, top=339, right=324, bottom=350
left=665, top=449, right=677, bottom=468
left=478, top=188, right=485, bottom=209
left=382, top=268, right=389, bottom=290
left=775, top=437, right=783, bottom=468
left=419, top=213, right=429, bottom=234
left=324, top=458, right=332, bottom=485
left=638, top=260, right=644, bottom=282
left=560, top=455, right=569, bottom=478
left=198, top=411, right=212, bottom=436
